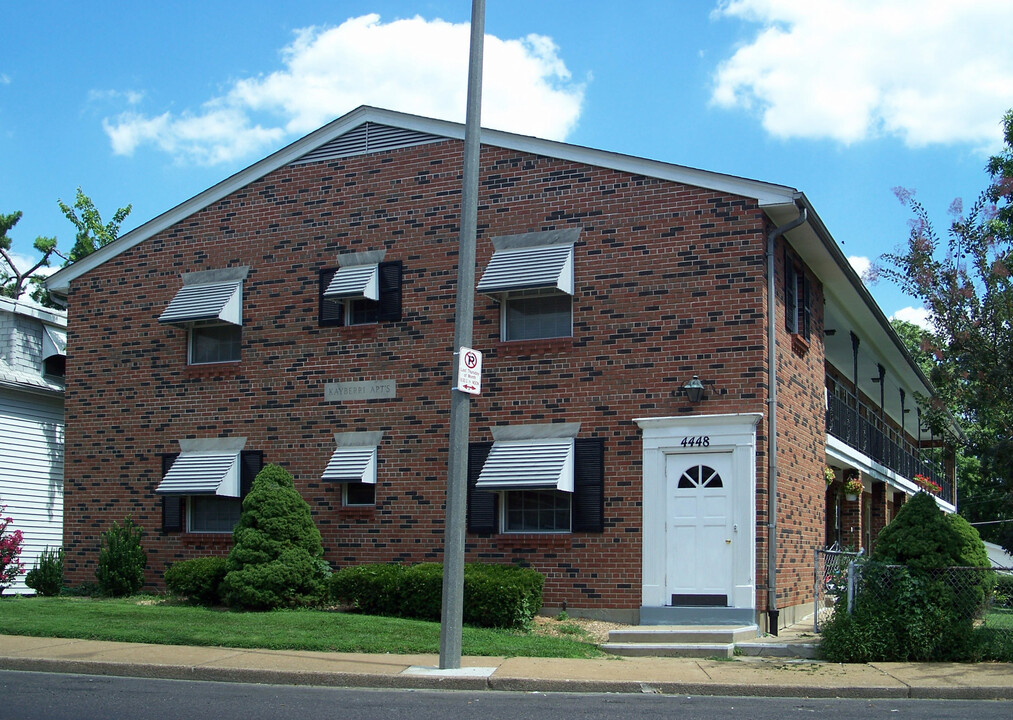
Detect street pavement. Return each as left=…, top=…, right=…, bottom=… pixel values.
left=1, top=632, right=1011, bottom=700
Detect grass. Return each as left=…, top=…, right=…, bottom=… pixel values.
left=0, top=595, right=604, bottom=658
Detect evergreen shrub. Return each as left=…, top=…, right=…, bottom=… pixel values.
left=329, top=561, right=544, bottom=629
left=164, top=556, right=228, bottom=605
left=25, top=546, right=64, bottom=597
left=219, top=464, right=329, bottom=610
left=95, top=517, right=146, bottom=596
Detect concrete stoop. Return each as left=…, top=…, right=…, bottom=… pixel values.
left=602, top=624, right=820, bottom=660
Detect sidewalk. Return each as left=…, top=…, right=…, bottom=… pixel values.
left=1, top=634, right=1011, bottom=699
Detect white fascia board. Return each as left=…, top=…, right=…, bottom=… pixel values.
left=45, top=106, right=799, bottom=295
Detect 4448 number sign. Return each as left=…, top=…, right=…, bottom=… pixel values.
left=680, top=436, right=710, bottom=448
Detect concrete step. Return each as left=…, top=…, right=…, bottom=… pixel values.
left=601, top=642, right=735, bottom=659
left=608, top=624, right=759, bottom=645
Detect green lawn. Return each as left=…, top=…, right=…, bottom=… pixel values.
left=0, top=596, right=604, bottom=658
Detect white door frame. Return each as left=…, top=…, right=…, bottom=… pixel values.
left=636, top=413, right=761, bottom=612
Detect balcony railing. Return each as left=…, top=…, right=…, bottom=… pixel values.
left=826, top=391, right=954, bottom=505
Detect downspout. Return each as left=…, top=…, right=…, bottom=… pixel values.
left=765, top=204, right=807, bottom=636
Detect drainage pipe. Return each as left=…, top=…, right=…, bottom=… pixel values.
left=765, top=204, right=807, bottom=636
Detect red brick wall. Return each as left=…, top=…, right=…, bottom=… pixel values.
left=62, top=138, right=823, bottom=613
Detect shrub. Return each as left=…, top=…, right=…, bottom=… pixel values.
left=330, top=563, right=405, bottom=615
left=164, top=556, right=228, bottom=605
left=95, top=517, right=147, bottom=597
left=25, top=546, right=64, bottom=597
left=822, top=493, right=994, bottom=662
left=0, top=500, right=25, bottom=595
left=330, top=561, right=544, bottom=629
left=220, top=464, right=329, bottom=610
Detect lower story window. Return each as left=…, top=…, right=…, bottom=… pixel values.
left=503, top=489, right=571, bottom=533
left=189, top=496, right=242, bottom=533
left=190, top=324, right=241, bottom=364
left=504, top=290, right=572, bottom=341
left=344, top=482, right=376, bottom=506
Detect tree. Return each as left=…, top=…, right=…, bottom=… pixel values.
left=219, top=464, right=329, bottom=610
left=58, top=187, right=132, bottom=263
left=0, top=210, right=62, bottom=304
left=881, top=109, right=1013, bottom=553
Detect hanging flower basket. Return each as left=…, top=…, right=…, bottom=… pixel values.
left=824, top=466, right=836, bottom=486
left=913, top=473, right=942, bottom=494
left=843, top=476, right=863, bottom=500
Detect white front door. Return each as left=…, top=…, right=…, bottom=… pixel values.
left=665, top=452, right=734, bottom=606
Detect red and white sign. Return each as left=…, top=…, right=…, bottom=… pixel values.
left=457, top=346, right=483, bottom=395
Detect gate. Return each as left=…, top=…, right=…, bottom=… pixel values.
left=814, top=544, right=862, bottom=632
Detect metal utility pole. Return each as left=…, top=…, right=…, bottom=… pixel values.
left=439, top=0, right=484, bottom=670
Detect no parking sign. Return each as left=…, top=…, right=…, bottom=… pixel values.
left=457, top=347, right=483, bottom=395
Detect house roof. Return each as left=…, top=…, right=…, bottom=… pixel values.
left=42, top=105, right=946, bottom=432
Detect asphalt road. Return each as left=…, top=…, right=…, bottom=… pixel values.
left=2, top=670, right=1010, bottom=720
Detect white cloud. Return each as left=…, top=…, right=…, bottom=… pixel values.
left=0, top=74, right=10, bottom=85
left=891, top=305, right=934, bottom=331
left=847, top=255, right=871, bottom=279
left=103, top=14, right=585, bottom=165
left=711, top=0, right=1013, bottom=150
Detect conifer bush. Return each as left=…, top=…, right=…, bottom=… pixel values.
left=25, top=546, right=64, bottom=597
left=95, top=517, right=147, bottom=597
left=164, top=556, right=228, bottom=605
left=219, top=464, right=329, bottom=610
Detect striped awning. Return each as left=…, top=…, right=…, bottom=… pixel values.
left=477, top=244, right=573, bottom=295
left=323, top=264, right=379, bottom=300
left=475, top=438, right=575, bottom=491
left=321, top=446, right=377, bottom=484
left=155, top=452, right=240, bottom=496
left=158, top=281, right=242, bottom=326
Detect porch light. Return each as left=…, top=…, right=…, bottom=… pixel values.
left=682, top=375, right=705, bottom=404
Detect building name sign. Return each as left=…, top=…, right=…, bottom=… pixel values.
left=325, top=380, right=397, bottom=402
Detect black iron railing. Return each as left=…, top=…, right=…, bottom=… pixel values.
left=826, top=391, right=953, bottom=504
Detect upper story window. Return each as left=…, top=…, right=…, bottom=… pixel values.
left=319, top=251, right=402, bottom=327
left=41, top=325, right=67, bottom=379
left=784, top=247, right=812, bottom=341
left=158, top=267, right=248, bottom=365
left=477, top=229, right=578, bottom=342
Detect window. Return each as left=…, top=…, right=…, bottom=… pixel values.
left=158, top=267, right=248, bottom=365
left=42, top=325, right=67, bottom=378
left=784, top=247, right=812, bottom=340
left=477, top=230, right=577, bottom=341
left=467, top=433, right=604, bottom=534
left=320, top=431, right=382, bottom=507
left=158, top=446, right=262, bottom=534
left=43, top=354, right=66, bottom=378
left=504, top=290, right=572, bottom=341
left=190, top=324, right=241, bottom=364
left=504, top=489, right=571, bottom=533
left=319, top=260, right=402, bottom=327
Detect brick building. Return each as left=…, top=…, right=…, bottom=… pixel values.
left=46, top=106, right=955, bottom=629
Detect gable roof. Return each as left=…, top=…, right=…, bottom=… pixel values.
left=45, top=105, right=798, bottom=296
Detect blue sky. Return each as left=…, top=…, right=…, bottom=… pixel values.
left=4, top=0, right=1012, bottom=324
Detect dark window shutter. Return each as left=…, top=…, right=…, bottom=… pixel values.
left=377, top=261, right=403, bottom=322
left=160, top=453, right=182, bottom=532
left=572, top=438, right=605, bottom=532
left=319, top=268, right=345, bottom=327
left=801, top=273, right=812, bottom=341
left=466, top=442, right=497, bottom=534
left=784, top=248, right=797, bottom=334
left=240, top=450, right=264, bottom=497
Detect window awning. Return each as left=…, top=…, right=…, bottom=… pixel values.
left=323, top=264, right=379, bottom=300
left=155, top=452, right=241, bottom=497
left=475, top=438, right=575, bottom=491
left=477, top=244, right=574, bottom=295
left=321, top=446, right=377, bottom=484
left=158, top=281, right=242, bottom=327
left=42, top=326, right=67, bottom=359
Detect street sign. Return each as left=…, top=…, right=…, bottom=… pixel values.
left=457, top=346, right=482, bottom=395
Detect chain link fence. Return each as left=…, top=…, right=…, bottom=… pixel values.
left=844, top=560, right=1013, bottom=639
left=813, top=545, right=862, bottom=632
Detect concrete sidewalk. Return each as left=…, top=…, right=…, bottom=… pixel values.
left=1, top=634, right=1011, bottom=699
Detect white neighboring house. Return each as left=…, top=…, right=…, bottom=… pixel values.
left=0, top=296, right=65, bottom=594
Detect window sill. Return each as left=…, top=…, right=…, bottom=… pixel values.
left=791, top=333, right=810, bottom=356
left=336, top=324, right=379, bottom=341
left=497, top=337, right=574, bottom=356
